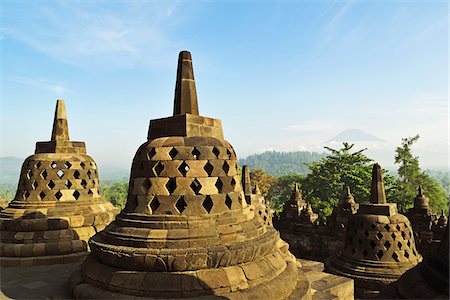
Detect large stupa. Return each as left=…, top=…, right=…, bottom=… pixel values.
left=0, top=100, right=117, bottom=266
left=69, top=51, right=312, bottom=299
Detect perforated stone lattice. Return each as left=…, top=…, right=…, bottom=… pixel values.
left=127, top=143, right=245, bottom=215
left=343, top=219, right=419, bottom=262
left=15, top=157, right=101, bottom=202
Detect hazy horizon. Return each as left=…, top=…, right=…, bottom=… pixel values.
left=1, top=0, right=448, bottom=170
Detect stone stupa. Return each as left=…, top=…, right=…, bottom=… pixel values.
left=69, top=51, right=311, bottom=299
left=325, top=164, right=422, bottom=298
left=327, top=186, right=359, bottom=232
left=0, top=100, right=117, bottom=267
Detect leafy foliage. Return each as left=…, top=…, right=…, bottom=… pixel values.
left=392, top=135, right=448, bottom=213
left=267, top=174, right=304, bottom=212
left=301, top=143, right=395, bottom=222
left=249, top=168, right=278, bottom=197
left=100, top=180, right=128, bottom=208
left=239, top=151, right=325, bottom=176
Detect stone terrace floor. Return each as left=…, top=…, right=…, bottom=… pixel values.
left=0, top=259, right=353, bottom=299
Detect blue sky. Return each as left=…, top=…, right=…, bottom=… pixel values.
left=1, top=0, right=448, bottom=169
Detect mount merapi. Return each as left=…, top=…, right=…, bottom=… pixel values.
left=239, top=151, right=326, bottom=177
left=325, top=128, right=384, bottom=143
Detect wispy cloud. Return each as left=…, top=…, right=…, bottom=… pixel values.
left=285, top=119, right=340, bottom=132
left=1, top=1, right=181, bottom=68
left=321, top=0, right=354, bottom=47
left=9, top=76, right=72, bottom=97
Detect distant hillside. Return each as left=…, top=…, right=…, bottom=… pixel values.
left=239, top=151, right=326, bottom=176
left=325, top=128, right=384, bottom=143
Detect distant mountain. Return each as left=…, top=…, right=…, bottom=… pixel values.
left=239, top=151, right=326, bottom=177
left=325, top=128, right=384, bottom=143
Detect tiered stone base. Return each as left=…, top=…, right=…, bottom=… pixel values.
left=0, top=201, right=117, bottom=267
left=69, top=243, right=311, bottom=299
left=325, top=255, right=419, bottom=298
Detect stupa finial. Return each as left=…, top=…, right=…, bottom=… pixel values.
left=173, top=51, right=199, bottom=116
left=343, top=186, right=355, bottom=204
left=370, top=163, right=386, bottom=204
left=418, top=185, right=423, bottom=197
left=51, top=99, right=70, bottom=141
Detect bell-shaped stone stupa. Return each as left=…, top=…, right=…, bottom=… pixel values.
left=69, top=51, right=311, bottom=299
left=327, top=186, right=359, bottom=231
left=325, top=164, right=422, bottom=298
left=0, top=100, right=117, bottom=267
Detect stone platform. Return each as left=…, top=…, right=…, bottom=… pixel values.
left=0, top=259, right=353, bottom=299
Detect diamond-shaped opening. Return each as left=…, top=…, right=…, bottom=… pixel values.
left=51, top=161, right=57, bottom=169
left=24, top=190, right=30, bottom=199
left=384, top=224, right=390, bottom=231
left=169, top=148, right=179, bottom=159
left=391, top=232, right=396, bottom=240
left=258, top=210, right=262, bottom=215
left=81, top=179, right=87, bottom=189
left=36, top=161, right=42, bottom=169
left=396, top=224, right=401, bottom=231
left=204, top=161, right=214, bottom=176
left=27, top=169, right=33, bottom=179
left=226, top=149, right=232, bottom=159
left=404, top=250, right=410, bottom=259
left=57, top=170, right=64, bottom=179
left=153, top=162, right=164, bottom=176
left=55, top=190, right=63, bottom=200
left=192, top=148, right=201, bottom=159
left=73, top=190, right=80, bottom=200
left=364, top=230, right=369, bottom=237
left=47, top=180, right=55, bottom=189
left=225, top=195, right=232, bottom=209
left=231, top=178, right=236, bottom=188
left=41, top=170, right=48, bottom=180
left=263, top=215, right=267, bottom=222
left=412, top=249, right=417, bottom=256
left=64, top=161, right=72, bottom=169
left=370, top=240, right=377, bottom=249
left=38, top=191, right=46, bottom=200
left=212, top=147, right=220, bottom=158
left=222, top=161, right=230, bottom=174
left=398, top=241, right=403, bottom=249
left=401, top=231, right=406, bottom=239
left=150, top=197, right=160, bottom=213
left=32, top=181, right=38, bottom=190
left=215, top=178, right=223, bottom=192
left=407, top=240, right=411, bottom=247
left=392, top=252, right=399, bottom=262
left=74, top=170, right=80, bottom=179
left=87, top=170, right=92, bottom=179
left=175, top=196, right=187, bottom=214
left=166, top=178, right=177, bottom=194
left=88, top=189, right=94, bottom=196
left=202, top=196, right=213, bottom=213
left=370, top=223, right=376, bottom=229
left=190, top=179, right=202, bottom=195
left=80, top=162, right=86, bottom=169
left=65, top=180, right=72, bottom=189
left=376, top=232, right=383, bottom=240
left=148, top=148, right=156, bottom=160
left=384, top=240, right=391, bottom=250
left=178, top=162, right=189, bottom=176
left=363, top=250, right=368, bottom=257
left=376, top=250, right=384, bottom=260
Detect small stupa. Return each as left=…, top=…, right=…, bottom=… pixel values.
left=284, top=183, right=305, bottom=221
left=0, top=100, right=117, bottom=267
left=328, top=186, right=359, bottom=231
left=69, top=51, right=311, bottom=299
left=325, top=164, right=422, bottom=298
left=299, top=203, right=318, bottom=225
left=406, top=186, right=436, bottom=236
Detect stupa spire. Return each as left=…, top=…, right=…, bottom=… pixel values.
left=370, top=163, right=386, bottom=204
left=417, top=185, right=423, bottom=197
left=51, top=99, right=70, bottom=141
left=343, top=186, right=355, bottom=204
left=173, top=51, right=199, bottom=115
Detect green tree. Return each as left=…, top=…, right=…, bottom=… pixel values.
left=393, top=135, right=448, bottom=213
left=101, top=180, right=128, bottom=208
left=267, top=174, right=304, bottom=212
left=249, top=168, right=278, bottom=197
left=301, top=143, right=394, bottom=221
